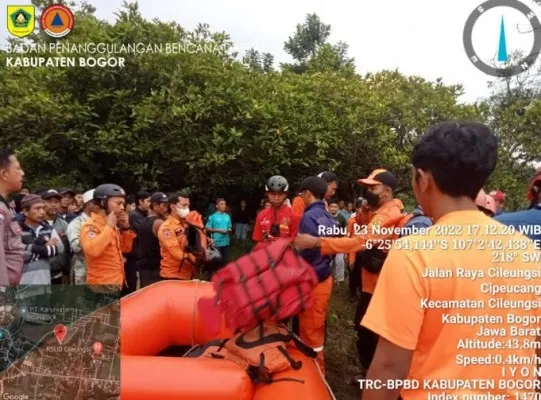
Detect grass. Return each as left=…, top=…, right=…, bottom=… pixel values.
left=229, top=239, right=362, bottom=400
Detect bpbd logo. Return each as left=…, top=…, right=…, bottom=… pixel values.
left=6, top=4, right=74, bottom=38
left=463, top=0, right=541, bottom=77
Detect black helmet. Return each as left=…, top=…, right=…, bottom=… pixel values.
left=94, top=184, right=126, bottom=201
left=265, top=176, right=289, bottom=193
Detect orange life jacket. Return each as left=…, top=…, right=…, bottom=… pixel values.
left=185, top=323, right=316, bottom=384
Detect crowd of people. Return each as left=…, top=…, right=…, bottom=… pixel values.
left=1, top=119, right=540, bottom=398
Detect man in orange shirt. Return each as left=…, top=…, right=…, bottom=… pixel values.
left=291, top=189, right=305, bottom=218
left=158, top=192, right=206, bottom=280
left=361, top=121, right=540, bottom=400
left=295, top=169, right=403, bottom=372
left=80, top=184, right=136, bottom=290
left=252, top=176, right=299, bottom=250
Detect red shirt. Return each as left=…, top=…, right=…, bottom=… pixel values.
left=252, top=205, right=299, bottom=248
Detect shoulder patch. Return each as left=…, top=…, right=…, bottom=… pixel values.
left=163, top=229, right=171, bottom=238
left=86, top=230, right=97, bottom=239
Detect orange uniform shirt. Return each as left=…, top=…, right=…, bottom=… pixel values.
left=158, top=216, right=197, bottom=280
left=252, top=204, right=299, bottom=250
left=80, top=212, right=136, bottom=286
left=320, top=199, right=403, bottom=293
left=362, top=210, right=541, bottom=399
left=291, top=196, right=305, bottom=218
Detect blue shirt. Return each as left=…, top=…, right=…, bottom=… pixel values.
left=299, top=201, right=336, bottom=282
left=206, top=212, right=232, bottom=247
left=495, top=205, right=541, bottom=242
left=401, top=207, right=433, bottom=238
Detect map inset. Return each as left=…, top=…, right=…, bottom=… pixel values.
left=0, top=285, right=121, bottom=400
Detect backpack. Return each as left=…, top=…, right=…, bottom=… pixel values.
left=197, top=238, right=318, bottom=333
left=359, top=212, right=413, bottom=274
left=181, top=211, right=209, bottom=268
left=184, top=323, right=316, bottom=384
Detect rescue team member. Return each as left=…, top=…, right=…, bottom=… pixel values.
left=295, top=168, right=404, bottom=373
left=291, top=189, right=305, bottom=218
left=346, top=197, right=371, bottom=300
left=496, top=169, right=541, bottom=242
left=137, top=192, right=168, bottom=287
left=66, top=189, right=96, bottom=284
left=80, top=184, right=136, bottom=289
left=19, top=194, right=64, bottom=284
left=361, top=122, right=540, bottom=400
left=158, top=192, right=203, bottom=280
left=252, top=176, right=299, bottom=250
left=296, top=176, right=337, bottom=375
left=0, top=148, right=25, bottom=286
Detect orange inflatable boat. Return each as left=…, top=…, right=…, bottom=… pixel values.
left=120, top=280, right=335, bottom=400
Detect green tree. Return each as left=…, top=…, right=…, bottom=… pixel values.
left=282, top=13, right=354, bottom=74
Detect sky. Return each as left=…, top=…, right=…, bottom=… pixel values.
left=2, top=0, right=541, bottom=103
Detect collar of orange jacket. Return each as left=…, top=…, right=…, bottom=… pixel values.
left=375, top=198, right=404, bottom=214
left=90, top=211, right=107, bottom=226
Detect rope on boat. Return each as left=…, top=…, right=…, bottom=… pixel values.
left=191, top=278, right=201, bottom=346
left=315, top=359, right=338, bottom=400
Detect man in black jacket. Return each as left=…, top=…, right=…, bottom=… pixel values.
left=137, top=192, right=168, bottom=288
left=57, top=188, right=78, bottom=224
left=124, top=190, right=150, bottom=293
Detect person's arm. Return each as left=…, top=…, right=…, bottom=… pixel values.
left=227, top=215, right=232, bottom=233
left=360, top=245, right=425, bottom=400
left=120, top=229, right=137, bottom=254
left=129, top=212, right=143, bottom=235
left=80, top=224, right=114, bottom=258
left=66, top=219, right=83, bottom=255
left=205, top=215, right=219, bottom=233
left=252, top=213, right=263, bottom=242
left=0, top=215, right=10, bottom=285
left=50, top=229, right=64, bottom=255
left=152, top=219, right=164, bottom=237
left=290, top=213, right=300, bottom=238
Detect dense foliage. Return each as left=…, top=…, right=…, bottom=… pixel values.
left=1, top=1, right=539, bottom=210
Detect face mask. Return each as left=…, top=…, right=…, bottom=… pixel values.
left=364, top=190, right=381, bottom=207
left=177, top=207, right=189, bottom=218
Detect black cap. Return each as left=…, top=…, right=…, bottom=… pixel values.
left=357, top=169, right=397, bottom=191
left=300, top=176, right=328, bottom=199
left=317, top=171, right=338, bottom=183
left=41, top=189, right=62, bottom=200
left=150, top=192, right=168, bottom=204
left=57, top=187, right=75, bottom=196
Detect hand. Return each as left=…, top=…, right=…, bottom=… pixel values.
left=208, top=238, right=214, bottom=246
left=46, top=238, right=60, bottom=247
left=117, top=212, right=130, bottom=229
left=294, top=234, right=320, bottom=250
left=106, top=212, right=117, bottom=228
